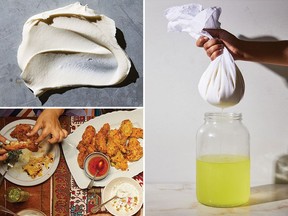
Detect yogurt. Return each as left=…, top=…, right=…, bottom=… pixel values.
left=17, top=209, right=46, bottom=216
left=111, top=182, right=140, bottom=213
left=17, top=2, right=131, bottom=96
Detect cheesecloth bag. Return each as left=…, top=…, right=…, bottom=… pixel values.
left=165, top=3, right=245, bottom=108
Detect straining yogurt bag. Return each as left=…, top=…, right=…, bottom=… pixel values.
left=165, top=3, right=245, bottom=107
left=198, top=48, right=244, bottom=107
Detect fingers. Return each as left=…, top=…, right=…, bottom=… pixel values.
left=0, top=148, right=7, bottom=154
left=48, top=129, right=68, bottom=144
left=35, top=128, right=49, bottom=144
left=197, top=36, right=224, bottom=60
left=0, top=154, right=8, bottom=161
left=63, top=129, right=68, bottom=138
left=28, top=122, right=42, bottom=137
left=196, top=36, right=209, bottom=47
left=0, top=134, right=9, bottom=144
left=204, top=39, right=224, bottom=60
left=0, top=148, right=8, bottom=161
left=36, top=128, right=67, bottom=144
left=209, top=49, right=223, bottom=61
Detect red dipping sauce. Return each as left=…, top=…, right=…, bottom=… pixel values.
left=84, top=152, right=110, bottom=180
left=88, top=157, right=109, bottom=177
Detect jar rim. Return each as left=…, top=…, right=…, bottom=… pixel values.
left=204, top=112, right=242, bottom=120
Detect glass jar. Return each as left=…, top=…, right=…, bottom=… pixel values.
left=5, top=187, right=30, bottom=203
left=196, top=112, right=250, bottom=207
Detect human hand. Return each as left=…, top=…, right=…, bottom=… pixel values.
left=196, top=29, right=243, bottom=61
left=28, top=109, right=68, bottom=144
left=0, top=148, right=8, bottom=161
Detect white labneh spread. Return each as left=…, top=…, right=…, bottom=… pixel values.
left=17, top=2, right=131, bottom=96
left=111, top=182, right=139, bottom=213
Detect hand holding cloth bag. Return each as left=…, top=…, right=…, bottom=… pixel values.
left=165, top=3, right=244, bottom=108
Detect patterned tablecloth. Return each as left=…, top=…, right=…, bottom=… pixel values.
left=53, top=116, right=143, bottom=216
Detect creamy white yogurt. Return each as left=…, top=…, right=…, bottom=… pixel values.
left=17, top=209, right=46, bottom=216
left=18, top=2, right=131, bottom=96
left=111, top=182, right=139, bottom=213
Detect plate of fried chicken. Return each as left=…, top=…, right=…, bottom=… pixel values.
left=62, top=109, right=143, bottom=188
left=0, top=119, right=60, bottom=186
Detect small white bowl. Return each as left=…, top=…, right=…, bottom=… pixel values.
left=17, top=208, right=47, bottom=216
left=84, top=152, right=110, bottom=181
left=102, top=177, right=143, bottom=216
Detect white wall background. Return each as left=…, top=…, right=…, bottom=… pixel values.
left=145, top=0, right=288, bottom=186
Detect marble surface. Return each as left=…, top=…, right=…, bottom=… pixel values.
left=0, top=0, right=143, bottom=107
left=146, top=183, right=288, bottom=216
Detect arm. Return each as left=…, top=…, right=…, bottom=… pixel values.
left=196, top=29, right=288, bottom=66
left=28, top=109, right=68, bottom=144
left=237, top=40, right=288, bottom=66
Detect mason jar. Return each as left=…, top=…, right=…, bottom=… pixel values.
left=196, top=112, right=250, bottom=207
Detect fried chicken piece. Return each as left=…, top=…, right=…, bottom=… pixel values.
left=130, top=128, right=143, bottom=139
left=119, top=119, right=133, bottom=137
left=77, top=120, right=143, bottom=171
left=111, top=132, right=127, bottom=153
left=10, top=124, right=39, bottom=143
left=87, top=145, right=96, bottom=154
left=95, top=132, right=107, bottom=154
left=78, top=125, right=96, bottom=148
left=94, top=123, right=110, bottom=154
left=108, top=129, right=118, bottom=140
left=3, top=140, right=38, bottom=152
left=126, top=138, right=143, bottom=162
left=77, top=125, right=96, bottom=168
left=77, top=125, right=95, bottom=150
left=77, top=151, right=89, bottom=169
left=9, top=124, right=39, bottom=152
left=98, top=123, right=110, bottom=138
left=76, top=141, right=85, bottom=151
left=106, top=139, right=119, bottom=157
left=110, top=151, right=128, bottom=171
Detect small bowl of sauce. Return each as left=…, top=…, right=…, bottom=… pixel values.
left=84, top=152, right=110, bottom=180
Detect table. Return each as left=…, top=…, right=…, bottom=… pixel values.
left=146, top=183, right=288, bottom=216
left=0, top=116, right=143, bottom=215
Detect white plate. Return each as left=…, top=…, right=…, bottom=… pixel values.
left=17, top=209, right=47, bottom=216
left=0, top=119, right=60, bottom=186
left=62, top=109, right=143, bottom=189
left=103, top=177, right=143, bottom=216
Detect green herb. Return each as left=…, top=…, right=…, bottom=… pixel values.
left=6, top=150, right=22, bottom=162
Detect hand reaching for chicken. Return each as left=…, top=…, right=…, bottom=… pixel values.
left=28, top=109, right=68, bottom=144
